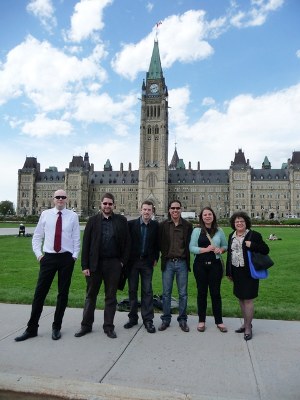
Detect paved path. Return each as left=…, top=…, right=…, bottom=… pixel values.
left=0, top=303, right=299, bottom=400
left=0, top=226, right=85, bottom=236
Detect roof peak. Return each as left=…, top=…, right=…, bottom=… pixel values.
left=147, top=40, right=163, bottom=80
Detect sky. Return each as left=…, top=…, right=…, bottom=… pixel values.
left=1, top=0, right=300, bottom=206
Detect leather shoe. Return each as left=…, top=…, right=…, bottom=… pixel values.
left=144, top=322, right=156, bottom=333
left=106, top=330, right=117, bottom=339
left=158, top=322, right=169, bottom=331
left=124, top=320, right=138, bottom=329
left=74, top=327, right=92, bottom=337
left=179, top=322, right=190, bottom=332
left=52, top=329, right=61, bottom=340
left=15, top=330, right=37, bottom=342
left=244, top=330, right=253, bottom=341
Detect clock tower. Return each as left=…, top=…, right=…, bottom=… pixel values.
left=138, top=40, right=169, bottom=217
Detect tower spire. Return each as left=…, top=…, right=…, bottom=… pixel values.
left=147, top=40, right=163, bottom=80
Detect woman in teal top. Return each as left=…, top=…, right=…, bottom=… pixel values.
left=189, top=207, right=227, bottom=333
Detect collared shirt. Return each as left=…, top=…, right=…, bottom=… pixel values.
left=166, top=219, right=185, bottom=259
left=100, top=214, right=118, bottom=258
left=231, top=229, right=249, bottom=267
left=32, top=207, right=81, bottom=259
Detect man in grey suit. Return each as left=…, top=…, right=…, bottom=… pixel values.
left=75, top=193, right=130, bottom=339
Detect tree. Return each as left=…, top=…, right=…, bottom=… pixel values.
left=0, top=200, right=15, bottom=216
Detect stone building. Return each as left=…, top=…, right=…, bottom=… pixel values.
left=17, top=41, right=300, bottom=219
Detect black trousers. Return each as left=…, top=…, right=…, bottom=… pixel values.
left=127, top=259, right=154, bottom=324
left=193, top=259, right=224, bottom=325
left=27, top=252, right=75, bottom=332
left=81, top=258, right=122, bottom=332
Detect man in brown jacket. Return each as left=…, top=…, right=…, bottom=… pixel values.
left=158, top=200, right=193, bottom=332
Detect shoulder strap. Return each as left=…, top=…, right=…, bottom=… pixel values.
left=205, top=231, right=214, bottom=246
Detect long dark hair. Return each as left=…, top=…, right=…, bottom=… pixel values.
left=199, top=206, right=218, bottom=237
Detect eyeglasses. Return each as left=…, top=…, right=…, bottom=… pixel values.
left=54, top=196, right=67, bottom=200
left=170, top=207, right=181, bottom=210
left=102, top=202, right=113, bottom=206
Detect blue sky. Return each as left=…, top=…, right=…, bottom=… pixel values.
left=1, top=0, right=300, bottom=206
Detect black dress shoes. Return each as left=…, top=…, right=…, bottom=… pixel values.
left=106, top=330, right=117, bottom=339
left=74, top=327, right=92, bottom=337
left=144, top=321, right=156, bottom=333
left=244, top=331, right=253, bottom=341
left=179, top=322, right=190, bottom=332
left=15, top=330, right=37, bottom=342
left=52, top=329, right=61, bottom=340
left=124, top=320, right=138, bottom=329
left=158, top=322, right=169, bottom=331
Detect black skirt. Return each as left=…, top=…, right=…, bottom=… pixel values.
left=231, top=264, right=259, bottom=300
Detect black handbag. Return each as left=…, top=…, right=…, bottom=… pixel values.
left=251, top=252, right=274, bottom=271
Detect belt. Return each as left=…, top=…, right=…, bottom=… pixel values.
left=168, top=257, right=184, bottom=262
left=203, top=261, right=213, bottom=265
left=139, top=255, right=148, bottom=260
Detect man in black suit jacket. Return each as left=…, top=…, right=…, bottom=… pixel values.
left=124, top=200, right=159, bottom=333
left=75, top=192, right=130, bottom=339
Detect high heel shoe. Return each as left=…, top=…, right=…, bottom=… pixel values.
left=235, top=324, right=252, bottom=333
left=244, top=330, right=252, bottom=341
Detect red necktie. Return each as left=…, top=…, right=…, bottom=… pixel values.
left=54, top=211, right=62, bottom=252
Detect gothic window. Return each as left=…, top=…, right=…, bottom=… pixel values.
left=148, top=173, right=156, bottom=188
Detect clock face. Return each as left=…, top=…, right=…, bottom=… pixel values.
left=150, top=83, right=159, bottom=93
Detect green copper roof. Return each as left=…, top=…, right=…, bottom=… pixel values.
left=147, top=40, right=163, bottom=79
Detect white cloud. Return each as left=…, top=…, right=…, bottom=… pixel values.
left=65, top=0, right=113, bottom=43
left=296, top=49, right=300, bottom=58
left=72, top=92, right=138, bottom=135
left=0, top=35, right=107, bottom=111
left=21, top=114, right=73, bottom=137
left=202, top=97, right=216, bottom=106
left=230, top=0, right=284, bottom=28
left=168, top=87, right=190, bottom=127
left=172, top=83, right=300, bottom=169
left=26, top=0, right=57, bottom=32
left=112, top=10, right=215, bottom=80
left=146, top=3, right=154, bottom=13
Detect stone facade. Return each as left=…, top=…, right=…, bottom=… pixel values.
left=17, top=41, right=300, bottom=219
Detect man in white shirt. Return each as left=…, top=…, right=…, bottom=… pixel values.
left=15, top=189, right=80, bottom=342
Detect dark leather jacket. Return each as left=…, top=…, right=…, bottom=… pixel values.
left=81, top=212, right=130, bottom=272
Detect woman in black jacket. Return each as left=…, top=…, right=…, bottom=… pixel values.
left=226, top=212, right=269, bottom=341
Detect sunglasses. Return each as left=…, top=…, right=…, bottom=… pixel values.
left=55, top=196, right=67, bottom=200
left=102, top=202, right=114, bottom=206
left=170, top=207, right=181, bottom=210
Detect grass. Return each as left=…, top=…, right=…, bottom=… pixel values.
left=0, top=226, right=299, bottom=320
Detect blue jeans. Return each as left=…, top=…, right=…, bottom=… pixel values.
left=161, top=259, right=188, bottom=324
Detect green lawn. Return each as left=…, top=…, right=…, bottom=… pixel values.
left=0, top=226, right=299, bottom=320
